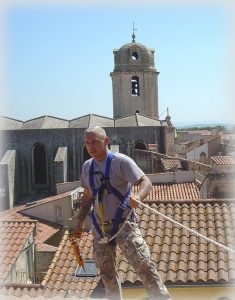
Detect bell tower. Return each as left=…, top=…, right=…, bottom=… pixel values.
left=110, top=31, right=159, bottom=119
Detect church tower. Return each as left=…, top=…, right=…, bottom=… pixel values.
left=110, top=31, right=159, bottom=119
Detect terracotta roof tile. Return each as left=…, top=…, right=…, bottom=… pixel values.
left=0, top=221, right=36, bottom=282
left=161, top=158, right=182, bottom=171
left=1, top=200, right=235, bottom=298
left=133, top=182, right=200, bottom=201
left=0, top=205, right=62, bottom=255
left=210, top=156, right=235, bottom=165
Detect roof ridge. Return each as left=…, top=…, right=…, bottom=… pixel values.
left=41, top=115, right=48, bottom=129
left=135, top=113, right=139, bottom=126
left=0, top=116, right=23, bottom=122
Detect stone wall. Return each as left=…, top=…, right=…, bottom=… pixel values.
left=0, top=125, right=175, bottom=199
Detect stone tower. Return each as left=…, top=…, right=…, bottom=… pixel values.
left=110, top=33, right=159, bottom=119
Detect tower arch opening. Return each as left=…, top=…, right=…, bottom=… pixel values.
left=131, top=76, right=140, bottom=96
left=131, top=51, right=138, bottom=60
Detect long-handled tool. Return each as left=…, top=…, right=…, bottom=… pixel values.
left=68, top=233, right=85, bottom=272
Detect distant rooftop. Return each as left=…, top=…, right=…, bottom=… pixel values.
left=0, top=113, right=167, bottom=130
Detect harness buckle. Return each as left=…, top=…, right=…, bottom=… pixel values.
left=98, top=236, right=109, bottom=244
left=100, top=176, right=112, bottom=193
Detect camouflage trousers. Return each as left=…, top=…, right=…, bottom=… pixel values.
left=93, top=221, right=172, bottom=300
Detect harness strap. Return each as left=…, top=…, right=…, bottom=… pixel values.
left=89, top=152, right=132, bottom=240
left=111, top=188, right=132, bottom=236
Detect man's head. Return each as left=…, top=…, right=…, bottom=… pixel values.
left=84, top=126, right=109, bottom=161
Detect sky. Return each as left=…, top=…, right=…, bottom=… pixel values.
left=1, top=0, right=235, bottom=126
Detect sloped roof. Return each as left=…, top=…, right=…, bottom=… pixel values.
left=0, top=220, right=36, bottom=282
left=118, top=201, right=235, bottom=284
left=20, top=192, right=71, bottom=212
left=0, top=205, right=62, bottom=254
left=133, top=182, right=200, bottom=201
left=1, top=200, right=235, bottom=298
left=115, top=113, right=161, bottom=127
left=0, top=116, right=23, bottom=130
left=0, top=113, right=167, bottom=130
left=69, top=114, right=114, bottom=128
left=22, top=116, right=69, bottom=129
left=42, top=232, right=99, bottom=298
left=210, top=156, right=235, bottom=165
left=161, top=158, right=182, bottom=171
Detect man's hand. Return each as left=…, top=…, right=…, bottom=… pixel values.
left=129, top=194, right=141, bottom=208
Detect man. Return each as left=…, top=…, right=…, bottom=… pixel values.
left=75, top=126, right=171, bottom=300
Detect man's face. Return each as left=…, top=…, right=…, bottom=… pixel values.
left=84, top=132, right=109, bottom=160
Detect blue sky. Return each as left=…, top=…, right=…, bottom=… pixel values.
left=2, top=2, right=234, bottom=126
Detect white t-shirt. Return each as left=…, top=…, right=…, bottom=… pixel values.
left=80, top=152, right=144, bottom=221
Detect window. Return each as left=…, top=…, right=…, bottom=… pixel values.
left=134, top=141, right=147, bottom=150
left=74, top=260, right=98, bottom=277
left=56, top=205, right=63, bottom=220
left=32, top=142, right=48, bottom=185
left=131, top=51, right=138, bottom=60
left=131, top=76, right=140, bottom=96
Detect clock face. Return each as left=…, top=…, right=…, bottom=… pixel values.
left=131, top=51, right=138, bottom=61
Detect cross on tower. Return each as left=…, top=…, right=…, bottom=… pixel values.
left=132, top=22, right=137, bottom=43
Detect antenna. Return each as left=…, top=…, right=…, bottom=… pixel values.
left=132, top=22, right=137, bottom=42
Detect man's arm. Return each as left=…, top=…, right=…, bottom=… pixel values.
left=130, top=175, right=152, bottom=208
left=74, top=187, right=93, bottom=236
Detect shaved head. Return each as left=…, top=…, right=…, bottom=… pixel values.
left=84, top=126, right=109, bottom=160
left=84, top=126, right=107, bottom=139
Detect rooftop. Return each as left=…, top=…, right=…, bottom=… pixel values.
left=210, top=156, right=235, bottom=165
left=1, top=200, right=235, bottom=298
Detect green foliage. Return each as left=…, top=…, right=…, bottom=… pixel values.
left=176, top=125, right=226, bottom=131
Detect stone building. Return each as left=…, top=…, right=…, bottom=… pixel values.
left=0, top=34, right=175, bottom=210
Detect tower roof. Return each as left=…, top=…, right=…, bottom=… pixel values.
left=113, top=41, right=156, bottom=72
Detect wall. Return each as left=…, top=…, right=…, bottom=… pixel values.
left=134, top=149, right=212, bottom=175
left=0, top=125, right=175, bottom=199
left=22, top=195, right=73, bottom=226
left=186, top=143, right=208, bottom=161
left=112, top=71, right=158, bottom=119
left=208, top=135, right=222, bottom=156
left=35, top=251, right=55, bottom=273
left=122, top=285, right=235, bottom=300
left=54, top=146, right=67, bottom=184
left=0, top=150, right=16, bottom=210
left=207, top=173, right=235, bottom=198
left=147, top=171, right=195, bottom=184
left=56, top=180, right=80, bottom=194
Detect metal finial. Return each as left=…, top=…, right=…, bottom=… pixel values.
left=132, top=22, right=137, bottom=43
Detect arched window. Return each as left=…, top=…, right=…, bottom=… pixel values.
left=134, top=141, right=147, bottom=151
left=131, top=76, right=140, bottom=96
left=131, top=51, right=138, bottom=60
left=32, top=142, right=48, bottom=185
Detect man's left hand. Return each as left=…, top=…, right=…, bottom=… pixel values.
left=129, top=194, right=141, bottom=208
